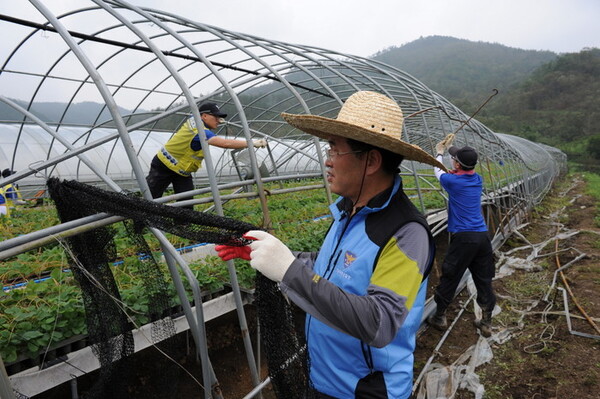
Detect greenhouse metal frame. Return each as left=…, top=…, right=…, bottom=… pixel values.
left=0, top=1, right=566, bottom=398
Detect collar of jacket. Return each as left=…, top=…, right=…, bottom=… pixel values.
left=334, top=175, right=401, bottom=219
left=449, top=168, right=476, bottom=175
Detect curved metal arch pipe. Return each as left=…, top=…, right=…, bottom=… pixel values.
left=0, top=3, right=562, bottom=250
left=89, top=2, right=249, bottom=395
left=2, top=7, right=119, bottom=176
left=26, top=3, right=222, bottom=397
left=104, top=2, right=290, bottom=393
left=0, top=2, right=568, bottom=398
left=143, top=5, right=333, bottom=206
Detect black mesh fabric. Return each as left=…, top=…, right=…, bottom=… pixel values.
left=48, top=179, right=134, bottom=398
left=47, top=178, right=257, bottom=247
left=47, top=178, right=312, bottom=398
left=256, top=274, right=316, bottom=399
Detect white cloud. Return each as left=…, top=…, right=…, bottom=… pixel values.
left=131, top=0, right=600, bottom=55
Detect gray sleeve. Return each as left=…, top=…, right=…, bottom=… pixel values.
left=291, top=251, right=319, bottom=269
left=280, top=223, right=429, bottom=348
left=280, top=260, right=381, bottom=345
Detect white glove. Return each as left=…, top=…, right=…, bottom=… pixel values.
left=253, top=139, right=267, bottom=148
left=436, top=134, right=455, bottom=155
left=245, top=230, right=295, bottom=282
left=435, top=140, right=447, bottom=155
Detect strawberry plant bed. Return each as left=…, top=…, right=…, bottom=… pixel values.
left=1, top=180, right=333, bottom=372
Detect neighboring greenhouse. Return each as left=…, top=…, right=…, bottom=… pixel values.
left=0, top=2, right=566, bottom=399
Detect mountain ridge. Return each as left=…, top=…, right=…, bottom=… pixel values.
left=372, top=35, right=558, bottom=110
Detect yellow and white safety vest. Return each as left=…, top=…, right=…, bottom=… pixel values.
left=156, top=117, right=208, bottom=176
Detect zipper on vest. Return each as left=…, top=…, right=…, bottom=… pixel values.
left=322, top=211, right=354, bottom=280
left=323, top=249, right=343, bottom=281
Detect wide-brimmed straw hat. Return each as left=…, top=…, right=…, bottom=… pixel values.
left=281, top=91, right=446, bottom=170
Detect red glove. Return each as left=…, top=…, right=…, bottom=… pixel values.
left=214, top=244, right=251, bottom=261
left=215, top=233, right=258, bottom=261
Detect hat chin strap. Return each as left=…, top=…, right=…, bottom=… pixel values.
left=351, top=155, right=369, bottom=215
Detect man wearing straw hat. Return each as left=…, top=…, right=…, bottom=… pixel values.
left=428, top=141, right=496, bottom=337
left=216, top=91, right=445, bottom=398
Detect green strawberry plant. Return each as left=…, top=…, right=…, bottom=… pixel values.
left=0, top=180, right=339, bottom=365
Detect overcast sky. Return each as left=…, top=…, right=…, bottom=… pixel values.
left=0, top=0, right=598, bottom=105
left=137, top=0, right=599, bottom=56
left=1, top=0, right=599, bottom=57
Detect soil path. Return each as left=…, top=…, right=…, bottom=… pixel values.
left=414, top=174, right=600, bottom=398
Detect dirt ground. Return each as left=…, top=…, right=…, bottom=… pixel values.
left=413, top=173, right=600, bottom=399
left=33, top=173, right=600, bottom=398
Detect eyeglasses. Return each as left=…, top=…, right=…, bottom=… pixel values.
left=325, top=147, right=363, bottom=160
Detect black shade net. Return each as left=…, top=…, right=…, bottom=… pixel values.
left=256, top=274, right=316, bottom=399
left=47, top=178, right=312, bottom=398
left=48, top=178, right=257, bottom=247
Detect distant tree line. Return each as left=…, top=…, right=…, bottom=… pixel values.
left=478, top=48, right=600, bottom=169
left=374, top=36, right=599, bottom=170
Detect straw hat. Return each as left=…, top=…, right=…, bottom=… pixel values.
left=281, top=91, right=446, bottom=170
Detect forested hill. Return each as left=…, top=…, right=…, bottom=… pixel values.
left=373, top=36, right=599, bottom=168
left=372, top=35, right=557, bottom=111
left=478, top=48, right=600, bottom=168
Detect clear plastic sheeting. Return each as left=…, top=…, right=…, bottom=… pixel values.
left=496, top=252, right=544, bottom=278
left=0, top=124, right=163, bottom=185
left=467, top=277, right=502, bottom=323
left=416, top=337, right=493, bottom=399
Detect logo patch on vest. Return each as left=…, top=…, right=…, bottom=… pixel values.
left=344, top=251, right=357, bottom=268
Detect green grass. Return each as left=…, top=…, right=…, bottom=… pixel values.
left=582, top=172, right=600, bottom=227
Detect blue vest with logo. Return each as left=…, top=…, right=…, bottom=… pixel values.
left=307, top=177, right=433, bottom=398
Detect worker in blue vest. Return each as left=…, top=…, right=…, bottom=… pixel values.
left=214, top=91, right=444, bottom=399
